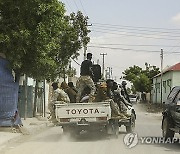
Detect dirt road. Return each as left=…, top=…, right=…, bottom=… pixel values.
left=0, top=104, right=179, bottom=154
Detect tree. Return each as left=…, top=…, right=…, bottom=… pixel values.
left=56, top=11, right=91, bottom=77
left=122, top=63, right=160, bottom=93
left=122, top=65, right=142, bottom=83
left=133, top=74, right=151, bottom=92
left=143, top=62, right=160, bottom=80
left=131, top=85, right=136, bottom=94
left=0, top=0, right=90, bottom=81
left=126, top=87, right=131, bottom=94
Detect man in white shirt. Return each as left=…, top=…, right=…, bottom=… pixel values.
left=48, top=82, right=70, bottom=123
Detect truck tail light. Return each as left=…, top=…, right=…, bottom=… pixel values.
left=96, top=117, right=107, bottom=121
left=60, top=118, right=70, bottom=122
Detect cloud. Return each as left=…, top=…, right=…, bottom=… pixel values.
left=172, top=13, right=180, bottom=24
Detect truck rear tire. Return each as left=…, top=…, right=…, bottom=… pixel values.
left=62, top=126, right=70, bottom=135
left=126, top=113, right=135, bottom=133
left=107, top=119, right=119, bottom=138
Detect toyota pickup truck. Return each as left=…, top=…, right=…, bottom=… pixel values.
left=54, top=100, right=136, bottom=137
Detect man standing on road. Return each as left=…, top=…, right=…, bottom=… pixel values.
left=76, top=53, right=96, bottom=102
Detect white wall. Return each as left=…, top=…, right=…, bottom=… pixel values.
left=172, top=71, right=180, bottom=86
left=152, top=71, right=180, bottom=103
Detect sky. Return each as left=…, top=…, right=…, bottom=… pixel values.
left=60, top=0, right=180, bottom=83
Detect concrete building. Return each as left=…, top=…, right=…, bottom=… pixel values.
left=152, top=62, right=180, bottom=104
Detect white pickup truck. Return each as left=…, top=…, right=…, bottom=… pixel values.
left=55, top=100, right=136, bottom=137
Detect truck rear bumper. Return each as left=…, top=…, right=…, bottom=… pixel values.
left=57, top=121, right=108, bottom=132
left=58, top=121, right=107, bottom=127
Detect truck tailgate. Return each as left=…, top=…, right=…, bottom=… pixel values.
left=55, top=102, right=111, bottom=119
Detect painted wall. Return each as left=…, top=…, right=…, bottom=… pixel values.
left=172, top=71, right=180, bottom=86
left=152, top=71, right=180, bottom=103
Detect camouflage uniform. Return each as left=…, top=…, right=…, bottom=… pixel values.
left=108, top=99, right=129, bottom=119
left=76, top=53, right=96, bottom=103
left=49, top=88, right=70, bottom=122
left=76, top=76, right=96, bottom=102
left=94, top=82, right=107, bottom=102
left=61, top=81, right=77, bottom=103
left=106, top=80, right=129, bottom=119
left=56, top=88, right=70, bottom=103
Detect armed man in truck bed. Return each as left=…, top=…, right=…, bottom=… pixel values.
left=49, top=82, right=70, bottom=123
left=76, top=53, right=96, bottom=103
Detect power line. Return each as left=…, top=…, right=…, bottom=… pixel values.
left=92, top=26, right=180, bottom=38
left=73, top=0, right=80, bottom=11
left=74, top=1, right=104, bottom=59
left=89, top=43, right=180, bottom=48
left=79, top=0, right=87, bottom=16
left=92, top=22, right=180, bottom=31
left=166, top=40, right=180, bottom=53
left=88, top=45, right=180, bottom=53
left=91, top=30, right=180, bottom=41
left=64, top=0, right=74, bottom=13
left=91, top=22, right=180, bottom=40
left=164, top=51, right=180, bottom=54
left=88, top=45, right=159, bottom=52
left=92, top=25, right=180, bottom=35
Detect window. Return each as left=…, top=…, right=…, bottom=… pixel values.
left=163, top=81, right=166, bottom=93
left=155, top=83, right=160, bottom=93
left=167, top=79, right=172, bottom=90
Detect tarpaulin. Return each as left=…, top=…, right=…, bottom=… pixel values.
left=0, top=57, right=22, bottom=126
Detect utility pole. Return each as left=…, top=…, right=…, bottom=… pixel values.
left=100, top=53, right=107, bottom=79
left=83, top=24, right=92, bottom=60
left=107, top=67, right=112, bottom=79
left=105, top=69, right=107, bottom=80
left=160, top=49, right=163, bottom=104
left=83, top=45, right=87, bottom=60
left=111, top=67, right=113, bottom=79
